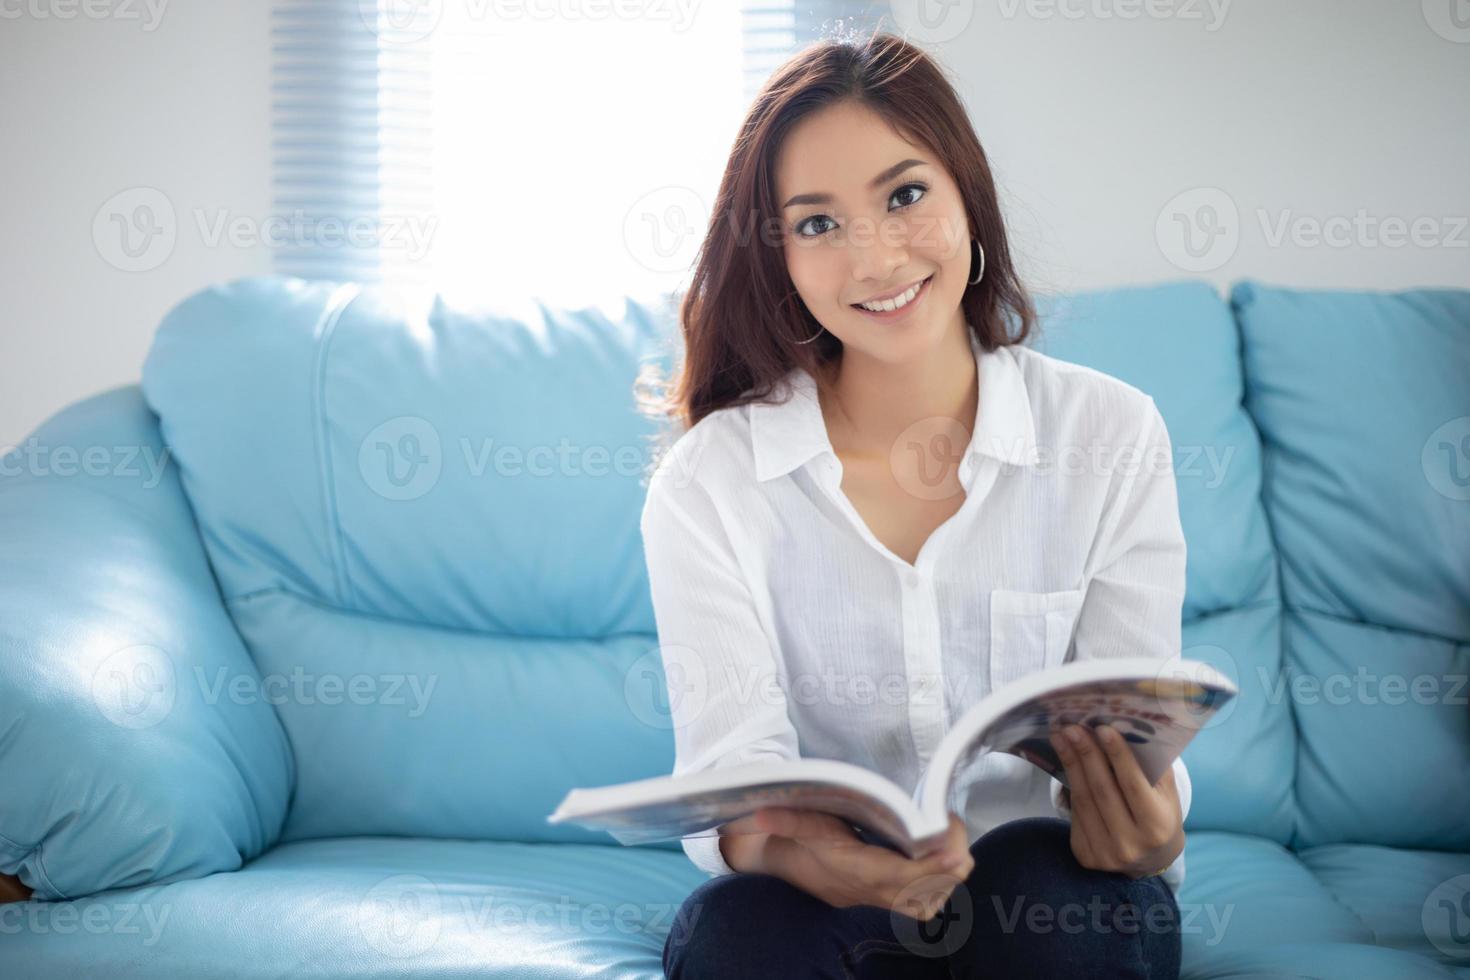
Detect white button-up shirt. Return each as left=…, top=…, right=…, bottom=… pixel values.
left=640, top=329, right=1192, bottom=891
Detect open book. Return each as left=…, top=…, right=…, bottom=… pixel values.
left=548, top=656, right=1236, bottom=861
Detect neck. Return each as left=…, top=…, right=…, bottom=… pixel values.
left=817, top=321, right=977, bottom=462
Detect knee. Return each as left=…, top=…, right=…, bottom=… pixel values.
left=969, top=816, right=1173, bottom=909
left=968, top=816, right=1079, bottom=884
left=663, top=873, right=834, bottom=980
left=955, top=818, right=1180, bottom=978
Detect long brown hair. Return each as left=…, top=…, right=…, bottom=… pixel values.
left=636, top=28, right=1036, bottom=452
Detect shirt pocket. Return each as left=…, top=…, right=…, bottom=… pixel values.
left=989, top=588, right=1086, bottom=692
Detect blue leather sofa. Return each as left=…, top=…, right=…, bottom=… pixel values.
left=2, top=276, right=1466, bottom=978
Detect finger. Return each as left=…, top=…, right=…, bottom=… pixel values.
left=755, top=807, right=858, bottom=842
left=1065, top=725, right=1136, bottom=839
left=942, top=813, right=973, bottom=868
left=1052, top=730, right=1110, bottom=865
left=1094, top=724, right=1159, bottom=817
left=903, top=816, right=971, bottom=880
left=1154, top=761, right=1180, bottom=805
left=720, top=812, right=765, bottom=835
left=893, top=865, right=963, bottom=923
left=916, top=847, right=969, bottom=880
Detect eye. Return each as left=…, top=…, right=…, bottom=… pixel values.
left=891, top=181, right=927, bottom=210
left=792, top=181, right=930, bottom=240
left=794, top=214, right=837, bottom=239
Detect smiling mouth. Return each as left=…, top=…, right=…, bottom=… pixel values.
left=850, top=274, right=933, bottom=312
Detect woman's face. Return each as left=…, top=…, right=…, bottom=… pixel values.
left=775, top=100, right=973, bottom=362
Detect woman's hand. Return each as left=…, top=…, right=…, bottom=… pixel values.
left=726, top=808, right=974, bottom=922
left=1049, top=723, right=1184, bottom=879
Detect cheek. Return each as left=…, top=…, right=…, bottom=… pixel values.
left=910, top=205, right=970, bottom=265
left=786, top=244, right=844, bottom=304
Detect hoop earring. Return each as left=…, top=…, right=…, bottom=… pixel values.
left=794, top=323, right=825, bottom=344
left=968, top=239, right=986, bottom=285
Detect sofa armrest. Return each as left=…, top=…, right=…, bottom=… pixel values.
left=0, top=386, right=293, bottom=900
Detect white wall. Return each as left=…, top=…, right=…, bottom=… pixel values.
left=2, top=0, right=1466, bottom=448
left=922, top=0, right=1470, bottom=296
left=1, top=0, right=274, bottom=449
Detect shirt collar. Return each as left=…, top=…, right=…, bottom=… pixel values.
left=750, top=330, right=1040, bottom=483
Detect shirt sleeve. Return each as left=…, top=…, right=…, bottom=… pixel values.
left=1051, top=397, right=1192, bottom=892
left=640, top=450, right=803, bottom=878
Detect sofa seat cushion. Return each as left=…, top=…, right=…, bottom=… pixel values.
left=9, top=831, right=1465, bottom=979
left=1299, top=841, right=1470, bottom=970
left=1177, top=831, right=1469, bottom=977
left=1177, top=830, right=1368, bottom=973
left=1, top=837, right=706, bottom=980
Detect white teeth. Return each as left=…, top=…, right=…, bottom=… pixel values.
left=858, top=278, right=925, bottom=312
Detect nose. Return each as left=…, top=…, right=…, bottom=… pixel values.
left=850, top=224, right=910, bottom=291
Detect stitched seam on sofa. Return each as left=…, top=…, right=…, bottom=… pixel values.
left=309, top=283, right=362, bottom=610
left=1294, top=861, right=1379, bottom=946
left=0, top=829, right=63, bottom=900
left=1282, top=600, right=1468, bottom=648
left=1181, top=596, right=1279, bottom=628
left=226, top=584, right=649, bottom=644
left=1235, top=310, right=1303, bottom=849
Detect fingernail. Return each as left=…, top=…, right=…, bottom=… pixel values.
left=1065, top=726, right=1083, bottom=744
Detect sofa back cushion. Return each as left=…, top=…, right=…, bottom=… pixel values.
left=1033, top=281, right=1297, bottom=842
left=143, top=276, right=1328, bottom=848
left=142, top=278, right=682, bottom=845
left=1232, top=281, right=1470, bottom=850
left=0, top=388, right=294, bottom=899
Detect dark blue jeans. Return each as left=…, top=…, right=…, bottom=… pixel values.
left=663, top=816, right=1181, bottom=979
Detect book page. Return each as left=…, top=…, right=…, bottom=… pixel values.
left=590, top=780, right=916, bottom=851
left=945, top=675, right=1227, bottom=801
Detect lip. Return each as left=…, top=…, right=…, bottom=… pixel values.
left=850, top=274, right=933, bottom=321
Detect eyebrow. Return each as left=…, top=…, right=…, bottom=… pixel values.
left=781, top=158, right=928, bottom=210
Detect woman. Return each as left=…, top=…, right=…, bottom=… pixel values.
left=637, top=29, right=1190, bottom=980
